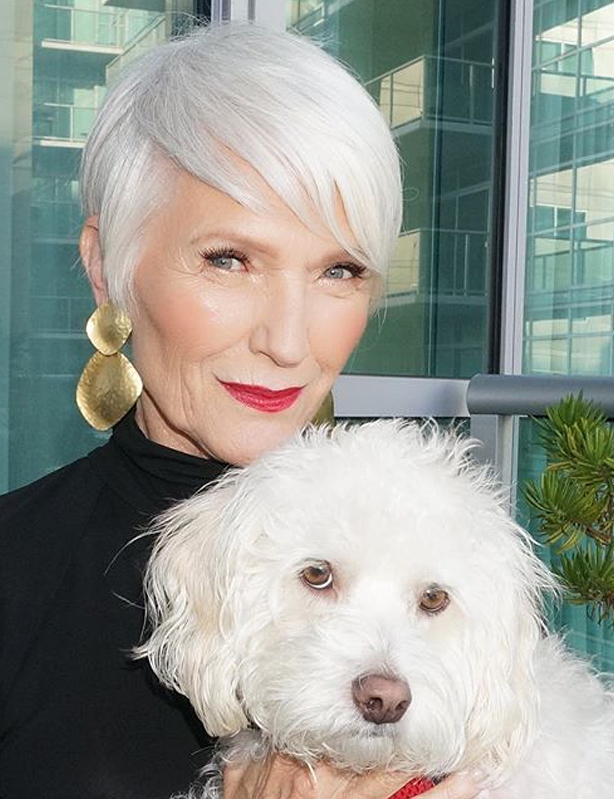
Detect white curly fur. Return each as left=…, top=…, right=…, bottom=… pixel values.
left=136, top=420, right=614, bottom=798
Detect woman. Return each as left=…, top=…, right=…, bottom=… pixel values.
left=0, top=23, right=480, bottom=799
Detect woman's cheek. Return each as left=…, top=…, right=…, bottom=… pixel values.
left=142, top=279, right=254, bottom=357
left=313, top=295, right=370, bottom=367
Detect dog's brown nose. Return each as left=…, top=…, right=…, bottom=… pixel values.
left=352, top=673, right=411, bottom=724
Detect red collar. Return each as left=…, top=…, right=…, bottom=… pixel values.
left=388, top=778, right=435, bottom=798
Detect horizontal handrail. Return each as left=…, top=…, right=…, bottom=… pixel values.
left=467, top=373, right=614, bottom=418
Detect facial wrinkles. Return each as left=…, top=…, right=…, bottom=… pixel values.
left=136, top=257, right=243, bottom=357
left=128, top=168, right=373, bottom=462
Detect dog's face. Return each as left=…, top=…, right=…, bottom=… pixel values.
left=140, top=421, right=554, bottom=781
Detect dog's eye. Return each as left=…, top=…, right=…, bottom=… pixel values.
left=300, top=562, right=333, bottom=590
left=419, top=585, right=450, bottom=614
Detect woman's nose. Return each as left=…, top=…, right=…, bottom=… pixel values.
left=249, top=278, right=310, bottom=367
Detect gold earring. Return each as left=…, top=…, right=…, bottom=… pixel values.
left=311, top=391, right=335, bottom=426
left=76, top=302, right=143, bottom=431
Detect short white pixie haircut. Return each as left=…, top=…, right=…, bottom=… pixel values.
left=80, top=22, right=403, bottom=308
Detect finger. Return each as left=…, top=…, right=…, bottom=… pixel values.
left=422, top=772, right=481, bottom=799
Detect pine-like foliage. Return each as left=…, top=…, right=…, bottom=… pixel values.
left=524, top=394, right=614, bottom=625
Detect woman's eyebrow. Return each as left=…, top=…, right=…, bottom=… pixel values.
left=189, top=229, right=275, bottom=256
left=190, top=229, right=362, bottom=263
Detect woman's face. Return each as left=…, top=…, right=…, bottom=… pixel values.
left=129, top=169, right=375, bottom=465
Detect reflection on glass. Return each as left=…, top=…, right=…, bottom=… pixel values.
left=575, top=159, right=614, bottom=223
left=581, top=3, right=614, bottom=45
left=523, top=0, right=614, bottom=671
left=287, top=1, right=324, bottom=29
left=570, top=334, right=612, bottom=373
left=289, top=0, right=504, bottom=378
left=524, top=0, right=614, bottom=379
left=377, top=59, right=425, bottom=127
left=517, top=417, right=614, bottom=673
left=388, top=232, right=421, bottom=297
left=1, top=2, right=181, bottom=491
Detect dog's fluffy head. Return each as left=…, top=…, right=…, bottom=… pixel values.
left=137, top=420, right=555, bottom=782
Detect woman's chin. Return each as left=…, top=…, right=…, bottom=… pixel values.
left=201, top=412, right=313, bottom=466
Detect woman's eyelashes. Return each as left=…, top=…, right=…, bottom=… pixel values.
left=199, top=246, right=249, bottom=272
left=198, top=245, right=369, bottom=282
left=322, top=262, right=368, bottom=281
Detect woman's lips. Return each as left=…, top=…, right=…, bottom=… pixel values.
left=219, top=381, right=303, bottom=413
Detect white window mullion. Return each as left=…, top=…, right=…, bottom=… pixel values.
left=476, top=0, right=535, bottom=489
left=212, top=0, right=285, bottom=29
left=500, top=0, right=534, bottom=377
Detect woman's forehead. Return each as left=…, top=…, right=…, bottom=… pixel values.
left=144, top=167, right=364, bottom=262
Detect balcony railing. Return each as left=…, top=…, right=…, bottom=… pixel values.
left=33, top=102, right=97, bottom=144
left=106, top=13, right=174, bottom=84
left=288, top=1, right=325, bottom=31
left=36, top=4, right=161, bottom=50
left=365, top=55, right=495, bottom=131
left=387, top=228, right=488, bottom=299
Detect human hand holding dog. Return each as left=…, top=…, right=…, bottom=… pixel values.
left=223, top=755, right=481, bottom=799
left=419, top=773, right=482, bottom=799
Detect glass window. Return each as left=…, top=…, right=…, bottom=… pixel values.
left=288, top=0, right=508, bottom=379
left=525, top=0, right=614, bottom=384
left=522, top=0, right=614, bottom=670
left=0, top=2, right=189, bottom=492
left=517, top=415, right=614, bottom=673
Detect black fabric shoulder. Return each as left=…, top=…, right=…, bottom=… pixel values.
left=0, top=422, right=221, bottom=798
left=0, top=454, right=105, bottom=701
left=0, top=453, right=100, bottom=525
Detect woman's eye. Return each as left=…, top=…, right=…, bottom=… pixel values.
left=323, top=263, right=366, bottom=281
left=419, top=585, right=450, bottom=615
left=208, top=254, right=243, bottom=271
left=211, top=256, right=240, bottom=270
left=300, top=561, right=334, bottom=590
left=199, top=248, right=247, bottom=272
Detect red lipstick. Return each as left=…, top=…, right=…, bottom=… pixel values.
left=219, top=381, right=303, bottom=413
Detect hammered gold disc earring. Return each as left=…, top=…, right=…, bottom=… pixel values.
left=76, top=302, right=143, bottom=431
left=311, top=391, right=335, bottom=426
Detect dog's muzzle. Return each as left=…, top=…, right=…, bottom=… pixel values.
left=352, top=673, right=411, bottom=725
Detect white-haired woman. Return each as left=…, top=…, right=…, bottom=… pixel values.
left=0, top=23, right=480, bottom=799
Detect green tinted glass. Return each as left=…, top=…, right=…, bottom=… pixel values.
left=0, top=4, right=166, bottom=492
left=524, top=0, right=614, bottom=377
left=288, top=0, right=507, bottom=378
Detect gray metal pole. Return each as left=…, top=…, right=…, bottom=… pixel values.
left=467, top=373, right=614, bottom=418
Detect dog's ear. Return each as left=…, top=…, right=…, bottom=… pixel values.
left=462, top=513, right=556, bottom=783
left=135, top=473, right=256, bottom=737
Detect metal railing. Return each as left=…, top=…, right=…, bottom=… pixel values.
left=466, top=373, right=614, bottom=486
left=33, top=102, right=97, bottom=143
left=365, top=55, right=495, bottom=131
left=37, top=4, right=161, bottom=50
left=387, top=228, right=489, bottom=299
left=106, top=14, right=172, bottom=83
left=335, top=371, right=614, bottom=489
left=467, top=373, right=614, bottom=417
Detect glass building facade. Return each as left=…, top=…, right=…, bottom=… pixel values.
left=289, top=0, right=506, bottom=379
left=287, top=0, right=614, bottom=670
left=520, top=0, right=614, bottom=668
left=525, top=0, right=614, bottom=378
left=2, top=0, right=614, bottom=668
left=1, top=0, right=188, bottom=489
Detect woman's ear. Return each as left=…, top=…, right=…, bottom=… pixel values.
left=80, top=215, right=107, bottom=305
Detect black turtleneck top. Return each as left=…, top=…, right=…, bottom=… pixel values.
left=0, top=410, right=228, bottom=799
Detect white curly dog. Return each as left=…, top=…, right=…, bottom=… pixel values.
left=138, top=420, right=614, bottom=798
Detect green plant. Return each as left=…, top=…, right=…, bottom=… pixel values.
left=524, top=394, right=614, bottom=625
